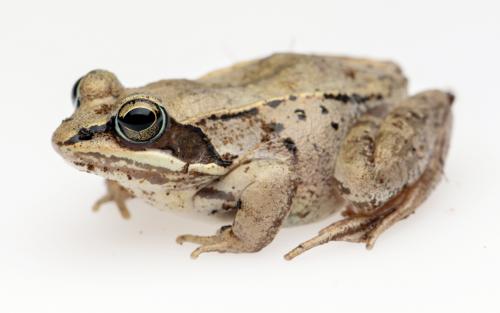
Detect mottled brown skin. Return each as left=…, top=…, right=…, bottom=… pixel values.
left=52, top=53, right=453, bottom=259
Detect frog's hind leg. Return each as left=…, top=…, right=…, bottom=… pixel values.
left=92, top=180, right=133, bottom=219
left=285, top=166, right=441, bottom=260
left=285, top=90, right=453, bottom=260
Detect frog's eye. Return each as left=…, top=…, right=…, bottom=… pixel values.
left=114, top=97, right=168, bottom=144
left=71, top=77, right=83, bottom=108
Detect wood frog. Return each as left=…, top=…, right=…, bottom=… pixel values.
left=52, top=53, right=453, bottom=259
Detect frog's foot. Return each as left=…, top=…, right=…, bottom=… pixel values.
left=92, top=180, right=132, bottom=219
left=176, top=226, right=258, bottom=259
left=284, top=178, right=426, bottom=260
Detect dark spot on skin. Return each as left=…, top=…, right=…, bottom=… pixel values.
left=288, top=95, right=297, bottom=101
left=77, top=128, right=93, bottom=140
left=319, top=105, right=329, bottom=114
left=208, top=108, right=259, bottom=121
left=127, top=174, right=132, bottom=180
left=63, top=122, right=111, bottom=145
left=260, top=121, right=285, bottom=142
left=282, top=137, right=297, bottom=156
left=181, top=163, right=190, bottom=174
left=261, top=121, right=284, bottom=134
left=323, top=93, right=383, bottom=104
left=62, top=117, right=73, bottom=123
left=344, top=68, right=356, bottom=79
left=197, top=187, right=235, bottom=201
left=260, top=133, right=270, bottom=143
left=294, top=109, right=306, bottom=120
left=324, top=93, right=350, bottom=103
left=330, top=122, right=339, bottom=130
left=221, top=153, right=239, bottom=161
left=94, top=103, right=113, bottom=115
left=86, top=164, right=94, bottom=171
left=196, top=118, right=206, bottom=126
left=266, top=99, right=283, bottom=108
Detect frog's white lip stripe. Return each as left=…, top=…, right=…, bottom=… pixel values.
left=122, top=149, right=230, bottom=175
left=67, top=145, right=230, bottom=176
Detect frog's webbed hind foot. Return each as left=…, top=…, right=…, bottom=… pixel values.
left=284, top=198, right=405, bottom=260
left=176, top=226, right=258, bottom=259
left=92, top=180, right=133, bottom=219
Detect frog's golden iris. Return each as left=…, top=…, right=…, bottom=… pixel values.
left=114, top=96, right=168, bottom=144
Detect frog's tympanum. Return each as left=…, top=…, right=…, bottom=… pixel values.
left=53, top=53, right=453, bottom=259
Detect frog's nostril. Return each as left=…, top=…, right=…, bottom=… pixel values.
left=76, top=128, right=94, bottom=141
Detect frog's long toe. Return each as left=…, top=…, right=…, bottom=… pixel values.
left=176, top=226, right=254, bottom=258
left=176, top=233, right=221, bottom=246
left=284, top=212, right=391, bottom=260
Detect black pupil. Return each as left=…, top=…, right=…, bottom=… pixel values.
left=120, top=108, right=156, bottom=131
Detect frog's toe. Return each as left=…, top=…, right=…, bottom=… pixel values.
left=92, top=194, right=113, bottom=212
left=284, top=214, right=384, bottom=260
left=92, top=180, right=132, bottom=219
left=92, top=194, right=131, bottom=219
left=177, top=226, right=255, bottom=258
left=176, top=234, right=220, bottom=246
left=189, top=241, right=234, bottom=259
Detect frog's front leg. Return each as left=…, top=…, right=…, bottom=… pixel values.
left=177, top=160, right=295, bottom=258
left=92, top=180, right=133, bottom=219
left=286, top=90, right=453, bottom=260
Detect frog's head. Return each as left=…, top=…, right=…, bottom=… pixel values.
left=52, top=70, right=231, bottom=190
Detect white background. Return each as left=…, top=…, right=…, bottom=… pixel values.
left=1, top=1, right=499, bottom=312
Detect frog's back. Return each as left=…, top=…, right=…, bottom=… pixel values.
left=137, top=53, right=407, bottom=123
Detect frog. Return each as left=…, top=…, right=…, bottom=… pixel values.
left=52, top=53, right=453, bottom=260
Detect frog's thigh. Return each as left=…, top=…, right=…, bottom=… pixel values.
left=285, top=90, right=453, bottom=260
left=177, top=161, right=295, bottom=258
